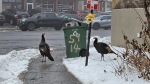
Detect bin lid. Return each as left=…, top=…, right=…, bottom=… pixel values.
left=63, top=26, right=86, bottom=30
left=62, top=17, right=88, bottom=29
left=64, top=16, right=85, bottom=24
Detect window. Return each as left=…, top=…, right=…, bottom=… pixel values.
left=57, top=1, right=74, bottom=13
left=2, top=0, right=22, bottom=3
left=47, top=13, right=56, bottom=18
left=101, top=16, right=107, bottom=20
left=8, top=0, right=15, bottom=2
left=38, top=13, right=46, bottom=19
left=107, top=16, right=111, bottom=19
left=16, top=0, right=22, bottom=3
left=27, top=0, right=33, bottom=3
left=2, top=0, right=8, bottom=2
left=36, top=0, right=54, bottom=12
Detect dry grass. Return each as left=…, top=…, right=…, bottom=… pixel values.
left=112, top=9, right=150, bottom=80
left=121, top=33, right=150, bottom=80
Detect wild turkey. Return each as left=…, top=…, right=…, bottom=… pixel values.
left=93, top=37, right=117, bottom=61
left=39, top=33, right=54, bottom=62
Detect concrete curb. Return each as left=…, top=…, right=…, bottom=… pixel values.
left=0, top=27, right=20, bottom=31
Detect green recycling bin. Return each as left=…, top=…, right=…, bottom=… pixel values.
left=63, top=26, right=87, bottom=58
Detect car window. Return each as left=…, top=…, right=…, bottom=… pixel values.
left=17, top=11, right=28, bottom=15
left=101, top=16, right=107, bottom=20
left=2, top=10, right=9, bottom=14
left=31, top=13, right=39, bottom=18
left=38, top=13, right=46, bottom=19
left=17, top=9, right=28, bottom=14
left=95, top=16, right=103, bottom=20
left=4, top=9, right=16, bottom=14
left=47, top=13, right=56, bottom=18
left=0, top=14, right=2, bottom=16
left=107, top=16, right=111, bottom=19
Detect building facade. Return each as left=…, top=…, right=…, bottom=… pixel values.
left=0, top=0, right=112, bottom=13
left=1, top=0, right=84, bottom=13
left=25, top=0, right=82, bottom=13
left=2, top=0, right=24, bottom=10
left=99, top=0, right=112, bottom=12
left=83, top=0, right=112, bottom=12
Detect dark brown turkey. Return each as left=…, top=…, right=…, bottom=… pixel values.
left=39, top=33, right=54, bottom=62
left=93, top=37, right=117, bottom=61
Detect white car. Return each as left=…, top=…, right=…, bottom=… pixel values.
left=83, top=15, right=111, bottom=30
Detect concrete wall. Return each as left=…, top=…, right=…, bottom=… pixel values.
left=0, top=0, right=2, bottom=12
left=111, top=8, right=147, bottom=47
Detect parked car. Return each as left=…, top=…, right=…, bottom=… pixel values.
left=65, top=10, right=88, bottom=21
left=1, top=9, right=30, bottom=25
left=83, top=15, right=111, bottom=30
left=61, top=14, right=80, bottom=20
left=94, top=12, right=111, bottom=17
left=0, top=13, right=5, bottom=26
left=28, top=9, right=41, bottom=16
left=17, top=12, right=71, bottom=31
left=106, top=11, right=112, bottom=14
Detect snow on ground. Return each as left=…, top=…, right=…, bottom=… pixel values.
left=0, top=49, right=40, bottom=84
left=63, top=36, right=150, bottom=84
left=0, top=36, right=150, bottom=84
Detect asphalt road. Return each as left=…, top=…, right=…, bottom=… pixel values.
left=0, top=26, right=111, bottom=84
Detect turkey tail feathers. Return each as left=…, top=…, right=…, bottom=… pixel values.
left=47, top=54, right=54, bottom=61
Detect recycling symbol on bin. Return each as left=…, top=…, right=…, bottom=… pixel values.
left=73, top=31, right=78, bottom=36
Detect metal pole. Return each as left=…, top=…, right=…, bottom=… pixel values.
left=85, top=9, right=93, bottom=66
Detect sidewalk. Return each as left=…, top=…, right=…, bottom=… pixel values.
left=19, top=47, right=82, bottom=84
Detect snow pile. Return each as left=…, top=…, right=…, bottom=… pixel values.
left=0, top=49, right=40, bottom=84
left=63, top=36, right=150, bottom=84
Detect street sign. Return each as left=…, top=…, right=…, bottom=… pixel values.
left=85, top=13, right=95, bottom=23
left=86, top=0, right=98, bottom=10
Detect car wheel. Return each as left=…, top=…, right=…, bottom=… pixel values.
left=10, top=19, right=14, bottom=25
left=27, top=23, right=35, bottom=31
left=93, top=23, right=100, bottom=30
left=104, top=27, right=110, bottom=30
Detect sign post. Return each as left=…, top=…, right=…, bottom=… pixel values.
left=85, top=0, right=98, bottom=66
